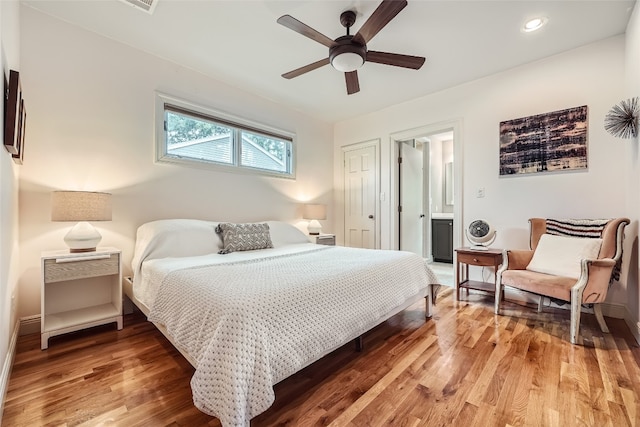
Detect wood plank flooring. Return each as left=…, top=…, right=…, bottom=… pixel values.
left=3, top=288, right=640, bottom=426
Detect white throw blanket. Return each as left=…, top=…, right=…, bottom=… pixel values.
left=147, top=246, right=438, bottom=426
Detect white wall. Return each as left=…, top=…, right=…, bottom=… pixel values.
left=0, top=0, right=21, bottom=414
left=17, top=6, right=334, bottom=319
left=624, top=0, right=640, bottom=339
left=334, top=36, right=629, bottom=305
left=441, top=139, right=454, bottom=214
left=428, top=138, right=453, bottom=215
left=430, top=140, right=443, bottom=214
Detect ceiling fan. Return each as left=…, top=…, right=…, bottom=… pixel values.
left=277, top=0, right=426, bottom=95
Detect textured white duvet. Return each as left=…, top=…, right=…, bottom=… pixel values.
left=143, top=244, right=438, bottom=426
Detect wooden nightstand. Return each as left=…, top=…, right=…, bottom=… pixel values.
left=454, top=247, right=503, bottom=301
left=40, top=247, right=122, bottom=349
left=313, top=234, right=336, bottom=246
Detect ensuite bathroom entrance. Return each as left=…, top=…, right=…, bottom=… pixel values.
left=395, top=122, right=460, bottom=288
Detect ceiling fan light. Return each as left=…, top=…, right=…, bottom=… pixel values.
left=331, top=52, right=364, bottom=72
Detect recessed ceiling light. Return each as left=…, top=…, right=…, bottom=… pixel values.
left=523, top=17, right=547, bottom=32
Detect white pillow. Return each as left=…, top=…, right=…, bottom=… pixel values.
left=526, top=234, right=603, bottom=279
left=131, top=219, right=221, bottom=278
left=267, top=221, right=311, bottom=247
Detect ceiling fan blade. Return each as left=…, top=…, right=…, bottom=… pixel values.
left=282, top=58, right=330, bottom=79
left=277, top=15, right=336, bottom=48
left=352, top=0, right=408, bottom=45
left=366, top=51, right=425, bottom=69
left=345, top=71, right=360, bottom=95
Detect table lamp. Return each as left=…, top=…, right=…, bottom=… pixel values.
left=51, top=191, right=112, bottom=253
left=303, top=203, right=326, bottom=235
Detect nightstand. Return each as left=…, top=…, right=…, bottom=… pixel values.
left=40, top=247, right=122, bottom=349
left=313, top=234, right=336, bottom=246
left=454, top=247, right=503, bottom=301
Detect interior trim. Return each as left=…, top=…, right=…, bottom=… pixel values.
left=0, top=319, right=20, bottom=417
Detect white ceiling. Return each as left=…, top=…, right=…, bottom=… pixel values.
left=23, top=0, right=636, bottom=123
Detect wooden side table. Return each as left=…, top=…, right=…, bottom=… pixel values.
left=454, top=247, right=503, bottom=300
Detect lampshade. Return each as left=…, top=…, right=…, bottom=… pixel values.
left=303, top=203, right=326, bottom=236
left=51, top=191, right=112, bottom=221
left=51, top=191, right=112, bottom=253
left=303, top=204, right=326, bottom=220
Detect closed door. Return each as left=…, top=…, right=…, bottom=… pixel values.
left=399, top=142, right=424, bottom=256
left=343, top=144, right=377, bottom=249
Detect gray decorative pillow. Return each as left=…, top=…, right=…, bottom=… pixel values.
left=215, top=222, right=273, bottom=254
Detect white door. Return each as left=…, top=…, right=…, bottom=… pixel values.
left=399, top=142, right=424, bottom=256
left=344, top=144, right=377, bottom=249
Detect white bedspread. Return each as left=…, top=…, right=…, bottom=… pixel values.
left=146, top=245, right=438, bottom=427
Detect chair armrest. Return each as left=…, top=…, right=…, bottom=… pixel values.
left=574, top=258, right=616, bottom=304
left=585, top=258, right=616, bottom=269
left=502, top=249, right=534, bottom=271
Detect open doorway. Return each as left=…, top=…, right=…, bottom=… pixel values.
left=397, top=132, right=453, bottom=259
left=393, top=121, right=461, bottom=288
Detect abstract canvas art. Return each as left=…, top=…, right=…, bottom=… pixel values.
left=499, top=105, right=588, bottom=176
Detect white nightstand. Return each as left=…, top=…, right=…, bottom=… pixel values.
left=40, top=247, right=122, bottom=350
left=313, top=234, right=336, bottom=246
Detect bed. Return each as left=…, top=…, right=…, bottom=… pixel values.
left=123, top=219, right=440, bottom=427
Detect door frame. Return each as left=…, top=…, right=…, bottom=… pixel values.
left=390, top=118, right=463, bottom=253
left=341, top=139, right=381, bottom=249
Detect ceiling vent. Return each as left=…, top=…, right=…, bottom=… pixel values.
left=119, top=0, right=157, bottom=14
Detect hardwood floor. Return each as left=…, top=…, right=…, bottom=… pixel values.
left=3, top=288, right=640, bottom=427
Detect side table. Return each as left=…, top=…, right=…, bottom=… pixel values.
left=454, top=247, right=503, bottom=301
left=41, top=247, right=122, bottom=349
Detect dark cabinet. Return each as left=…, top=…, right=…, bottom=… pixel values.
left=432, top=218, right=453, bottom=263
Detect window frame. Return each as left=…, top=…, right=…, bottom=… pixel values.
left=155, top=93, right=296, bottom=179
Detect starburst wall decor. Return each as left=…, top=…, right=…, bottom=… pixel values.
left=604, top=97, right=639, bottom=139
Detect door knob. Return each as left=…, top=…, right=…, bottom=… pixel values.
left=419, top=214, right=425, bottom=218
left=368, top=214, right=374, bottom=219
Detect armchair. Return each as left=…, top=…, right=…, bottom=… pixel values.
left=495, top=217, right=629, bottom=344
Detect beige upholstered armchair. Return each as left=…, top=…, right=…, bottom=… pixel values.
left=495, top=218, right=629, bottom=344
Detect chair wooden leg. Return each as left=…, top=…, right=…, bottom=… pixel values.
left=538, top=296, right=544, bottom=313
left=494, top=283, right=502, bottom=315
left=593, top=303, right=609, bottom=333
left=570, top=296, right=582, bottom=345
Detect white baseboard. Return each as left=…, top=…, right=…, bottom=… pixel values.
left=0, top=319, right=20, bottom=420
left=19, top=315, right=40, bottom=336
left=617, top=306, right=640, bottom=345
left=601, top=302, right=627, bottom=320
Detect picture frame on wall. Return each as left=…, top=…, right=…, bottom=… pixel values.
left=4, top=69, right=21, bottom=155
left=499, top=105, right=588, bottom=176
left=12, top=98, right=25, bottom=164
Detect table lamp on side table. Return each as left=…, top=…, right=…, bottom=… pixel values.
left=51, top=191, right=112, bottom=253
left=303, top=203, right=326, bottom=236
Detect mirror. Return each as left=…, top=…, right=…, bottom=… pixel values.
left=445, top=162, right=454, bottom=205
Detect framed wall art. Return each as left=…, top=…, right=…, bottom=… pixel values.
left=499, top=105, right=588, bottom=176
left=12, top=98, right=25, bottom=164
left=4, top=69, right=21, bottom=155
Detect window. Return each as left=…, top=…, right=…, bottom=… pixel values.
left=156, top=93, right=295, bottom=178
